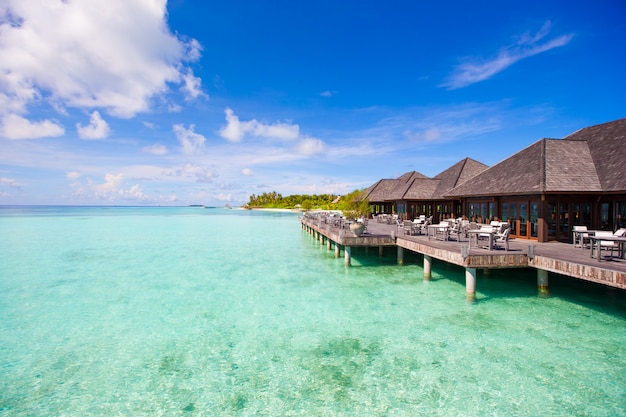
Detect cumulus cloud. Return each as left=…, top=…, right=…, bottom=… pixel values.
left=143, top=143, right=168, bottom=155
left=442, top=21, right=574, bottom=89
left=0, top=113, right=64, bottom=139
left=173, top=124, right=206, bottom=155
left=0, top=0, right=205, bottom=119
left=76, top=111, right=111, bottom=140
left=180, top=68, right=206, bottom=100
left=72, top=173, right=147, bottom=202
left=219, top=108, right=300, bottom=142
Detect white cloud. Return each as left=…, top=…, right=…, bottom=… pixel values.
left=442, top=21, right=574, bottom=89
left=219, top=108, right=300, bottom=142
left=320, top=90, right=337, bottom=97
left=74, top=173, right=147, bottom=201
left=214, top=193, right=232, bottom=202
left=0, top=113, right=64, bottom=139
left=183, top=38, right=203, bottom=62
left=163, top=162, right=218, bottom=183
left=0, top=177, right=24, bottom=188
left=0, top=0, right=204, bottom=118
left=66, top=171, right=81, bottom=180
left=143, top=143, right=168, bottom=155
left=173, top=124, right=205, bottom=155
left=180, top=68, right=207, bottom=101
left=241, top=168, right=253, bottom=176
left=296, top=137, right=326, bottom=156
left=76, top=111, right=111, bottom=140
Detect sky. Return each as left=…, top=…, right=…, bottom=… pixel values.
left=0, top=0, right=625, bottom=206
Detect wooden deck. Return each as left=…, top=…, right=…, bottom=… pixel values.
left=301, top=216, right=626, bottom=290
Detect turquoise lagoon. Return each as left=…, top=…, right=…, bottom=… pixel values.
left=1, top=206, right=625, bottom=416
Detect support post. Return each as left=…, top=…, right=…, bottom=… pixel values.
left=397, top=246, right=404, bottom=265
left=379, top=246, right=384, bottom=256
left=327, top=238, right=332, bottom=250
left=320, top=234, right=324, bottom=245
left=344, top=246, right=352, bottom=266
left=465, top=267, right=477, bottom=302
left=424, top=255, right=432, bottom=280
left=335, top=244, right=340, bottom=258
left=537, top=269, right=550, bottom=297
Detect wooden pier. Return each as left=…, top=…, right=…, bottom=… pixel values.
left=300, top=215, right=626, bottom=300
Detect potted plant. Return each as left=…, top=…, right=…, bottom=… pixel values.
left=339, top=189, right=370, bottom=236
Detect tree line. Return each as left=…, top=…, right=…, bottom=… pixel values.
left=246, top=192, right=339, bottom=210
left=246, top=189, right=370, bottom=216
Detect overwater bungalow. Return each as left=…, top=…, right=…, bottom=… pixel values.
left=366, top=118, right=626, bottom=243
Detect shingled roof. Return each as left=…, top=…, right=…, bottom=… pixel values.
left=565, top=118, right=626, bottom=192
left=365, top=158, right=488, bottom=202
left=431, top=158, right=489, bottom=199
left=445, top=118, right=626, bottom=198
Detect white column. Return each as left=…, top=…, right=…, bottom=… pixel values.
left=465, top=267, right=477, bottom=302
left=344, top=246, right=352, bottom=266
left=537, top=269, right=549, bottom=297
left=335, top=244, right=340, bottom=258
left=424, top=255, right=432, bottom=280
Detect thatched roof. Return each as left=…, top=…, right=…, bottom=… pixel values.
left=445, top=118, right=626, bottom=198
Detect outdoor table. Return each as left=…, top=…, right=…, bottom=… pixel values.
left=589, top=235, right=626, bottom=262
left=573, top=229, right=599, bottom=249
left=467, top=229, right=495, bottom=251
left=427, top=224, right=449, bottom=241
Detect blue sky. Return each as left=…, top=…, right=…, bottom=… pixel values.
left=1, top=0, right=625, bottom=206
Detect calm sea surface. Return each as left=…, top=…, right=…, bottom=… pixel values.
left=1, top=206, right=625, bottom=416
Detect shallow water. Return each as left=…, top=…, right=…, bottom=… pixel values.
left=1, top=207, right=625, bottom=416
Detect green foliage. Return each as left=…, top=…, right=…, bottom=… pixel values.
left=246, top=189, right=370, bottom=215
left=338, top=189, right=370, bottom=219
left=246, top=192, right=338, bottom=210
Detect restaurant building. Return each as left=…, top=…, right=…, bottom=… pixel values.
left=364, top=158, right=488, bottom=223
left=446, top=118, right=626, bottom=242
left=365, top=118, right=626, bottom=243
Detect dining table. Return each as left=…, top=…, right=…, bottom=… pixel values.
left=427, top=224, right=449, bottom=241
left=589, top=235, right=626, bottom=262
left=467, top=229, right=496, bottom=251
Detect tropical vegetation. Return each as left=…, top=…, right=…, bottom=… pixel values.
left=246, top=189, right=370, bottom=216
